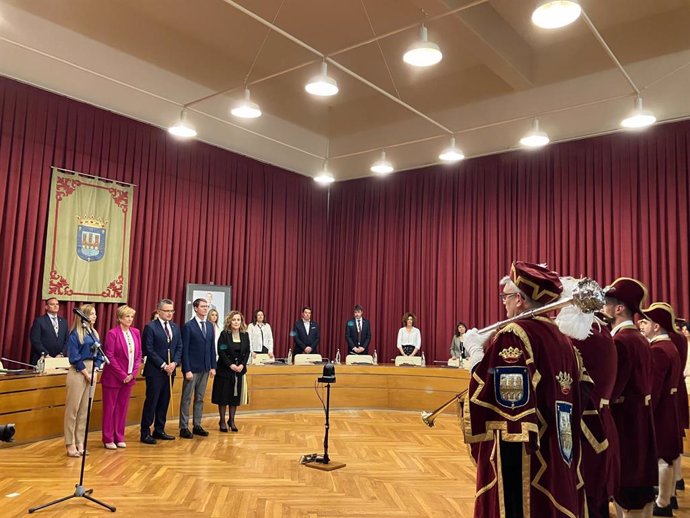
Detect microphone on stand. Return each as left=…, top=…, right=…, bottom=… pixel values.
left=71, top=307, right=110, bottom=365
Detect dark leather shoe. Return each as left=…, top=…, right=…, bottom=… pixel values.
left=671, top=496, right=678, bottom=510
left=219, top=420, right=228, bottom=432
left=152, top=431, right=175, bottom=441
left=677, top=478, right=685, bottom=491
left=179, top=428, right=193, bottom=439
left=192, top=426, right=209, bottom=437
left=140, top=435, right=157, bottom=445
left=230, top=423, right=238, bottom=433
left=653, top=503, right=674, bottom=517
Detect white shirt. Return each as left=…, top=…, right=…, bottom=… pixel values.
left=123, top=328, right=135, bottom=374
left=247, top=322, right=274, bottom=354
left=303, top=320, right=311, bottom=335
left=397, top=327, right=421, bottom=348
left=610, top=320, right=635, bottom=337
left=194, top=315, right=207, bottom=336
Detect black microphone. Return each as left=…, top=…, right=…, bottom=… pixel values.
left=72, top=306, right=91, bottom=321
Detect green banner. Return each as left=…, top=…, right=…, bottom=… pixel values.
left=42, top=168, right=133, bottom=302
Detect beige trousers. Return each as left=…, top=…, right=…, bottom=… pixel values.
left=64, top=360, right=93, bottom=447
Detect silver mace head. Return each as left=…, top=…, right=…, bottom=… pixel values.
left=571, top=278, right=606, bottom=313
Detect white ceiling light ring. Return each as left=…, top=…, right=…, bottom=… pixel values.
left=403, top=25, right=443, bottom=67
left=520, top=119, right=550, bottom=148
left=314, top=159, right=335, bottom=184
left=305, top=61, right=339, bottom=97
left=438, top=136, right=465, bottom=162
left=370, top=150, right=394, bottom=175
left=168, top=109, right=197, bottom=138
left=231, top=88, right=262, bottom=119
left=532, top=0, right=582, bottom=29
left=620, top=96, right=656, bottom=129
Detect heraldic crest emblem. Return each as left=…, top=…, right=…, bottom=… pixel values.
left=494, top=366, right=529, bottom=409
left=76, top=215, right=107, bottom=262
left=556, top=401, right=574, bottom=465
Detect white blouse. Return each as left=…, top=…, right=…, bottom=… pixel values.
left=397, top=327, right=421, bottom=348
left=247, top=322, right=274, bottom=354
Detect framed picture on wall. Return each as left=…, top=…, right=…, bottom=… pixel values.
left=184, top=284, right=232, bottom=322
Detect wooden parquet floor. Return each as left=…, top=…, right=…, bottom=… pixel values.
left=1, top=410, right=689, bottom=518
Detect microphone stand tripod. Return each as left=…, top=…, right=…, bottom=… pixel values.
left=29, top=322, right=115, bottom=514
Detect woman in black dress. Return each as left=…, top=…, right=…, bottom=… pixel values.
left=211, top=310, right=250, bottom=432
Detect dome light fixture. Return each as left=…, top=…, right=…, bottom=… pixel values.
left=520, top=119, right=550, bottom=148
left=403, top=25, right=442, bottom=68
left=305, top=62, right=339, bottom=97
left=371, top=151, right=394, bottom=175
left=314, top=160, right=335, bottom=185
left=620, top=96, right=656, bottom=129
left=438, top=137, right=465, bottom=162
left=168, top=109, right=197, bottom=138
left=531, top=0, right=581, bottom=29
left=231, top=88, right=262, bottom=119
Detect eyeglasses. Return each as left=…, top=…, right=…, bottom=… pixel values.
left=499, top=292, right=520, bottom=302
left=160, top=309, right=175, bottom=313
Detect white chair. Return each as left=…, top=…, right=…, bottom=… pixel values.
left=395, top=355, right=422, bottom=366
left=345, top=354, right=373, bottom=365
left=252, top=353, right=274, bottom=365
left=293, top=353, right=323, bottom=365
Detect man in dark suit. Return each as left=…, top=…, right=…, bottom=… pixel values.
left=345, top=304, right=371, bottom=355
left=292, top=306, right=320, bottom=355
left=179, top=298, right=216, bottom=438
left=29, top=297, right=69, bottom=365
left=140, top=298, right=182, bottom=444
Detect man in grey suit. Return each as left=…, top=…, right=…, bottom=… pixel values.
left=179, top=298, right=217, bottom=438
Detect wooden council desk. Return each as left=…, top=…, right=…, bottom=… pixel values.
left=0, top=364, right=470, bottom=444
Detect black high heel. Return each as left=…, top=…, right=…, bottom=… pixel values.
left=219, top=419, right=228, bottom=432
left=228, top=420, right=238, bottom=432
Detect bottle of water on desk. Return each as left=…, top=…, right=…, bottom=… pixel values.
left=287, top=347, right=293, bottom=365
left=421, top=352, right=426, bottom=366
left=373, top=349, right=378, bottom=365
left=335, top=349, right=341, bottom=365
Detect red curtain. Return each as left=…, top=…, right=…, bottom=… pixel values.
left=0, top=77, right=330, bottom=363
left=327, top=122, right=690, bottom=364
left=1, top=75, right=689, bottom=367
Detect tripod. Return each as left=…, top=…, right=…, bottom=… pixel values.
left=303, top=373, right=345, bottom=471
left=29, top=323, right=115, bottom=513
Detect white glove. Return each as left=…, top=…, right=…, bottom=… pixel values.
left=463, top=328, right=490, bottom=371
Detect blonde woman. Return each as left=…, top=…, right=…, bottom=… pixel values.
left=101, top=305, right=142, bottom=449
left=65, top=304, right=103, bottom=457
left=208, top=308, right=222, bottom=349
left=211, top=310, right=250, bottom=432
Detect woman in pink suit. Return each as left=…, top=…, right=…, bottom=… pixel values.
left=101, top=305, right=142, bottom=449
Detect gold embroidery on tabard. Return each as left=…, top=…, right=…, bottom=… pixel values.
left=581, top=417, right=609, bottom=454
left=556, top=371, right=573, bottom=395
left=498, top=346, right=522, bottom=363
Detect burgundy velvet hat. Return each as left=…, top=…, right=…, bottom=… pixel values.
left=641, top=302, right=679, bottom=334
left=604, top=277, right=648, bottom=314
left=510, top=261, right=563, bottom=304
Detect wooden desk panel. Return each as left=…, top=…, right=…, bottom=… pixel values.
left=0, top=365, right=469, bottom=444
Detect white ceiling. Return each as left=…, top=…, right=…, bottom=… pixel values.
left=1, top=0, right=689, bottom=181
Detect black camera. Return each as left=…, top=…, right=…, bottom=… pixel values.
left=0, top=423, right=16, bottom=442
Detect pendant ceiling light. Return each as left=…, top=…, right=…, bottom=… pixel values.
left=314, top=160, right=335, bottom=185
left=305, top=62, right=339, bottom=97
left=403, top=25, right=442, bottom=67
left=231, top=88, right=262, bottom=119
left=520, top=119, right=550, bottom=148
left=438, top=137, right=464, bottom=162
left=620, top=96, right=656, bottom=129
left=370, top=151, right=394, bottom=175
left=532, top=0, right=581, bottom=29
left=168, top=109, right=197, bottom=138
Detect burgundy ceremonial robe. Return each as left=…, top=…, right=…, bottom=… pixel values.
left=650, top=335, right=682, bottom=463
left=609, top=324, right=658, bottom=510
left=465, top=317, right=586, bottom=518
left=669, top=332, right=689, bottom=438
left=573, top=323, right=620, bottom=518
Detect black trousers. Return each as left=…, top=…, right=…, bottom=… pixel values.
left=500, top=440, right=524, bottom=518
left=140, top=374, right=174, bottom=437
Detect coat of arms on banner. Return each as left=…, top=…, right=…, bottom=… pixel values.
left=494, top=366, right=529, bottom=409
left=76, top=216, right=107, bottom=262
left=556, top=401, right=574, bottom=465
